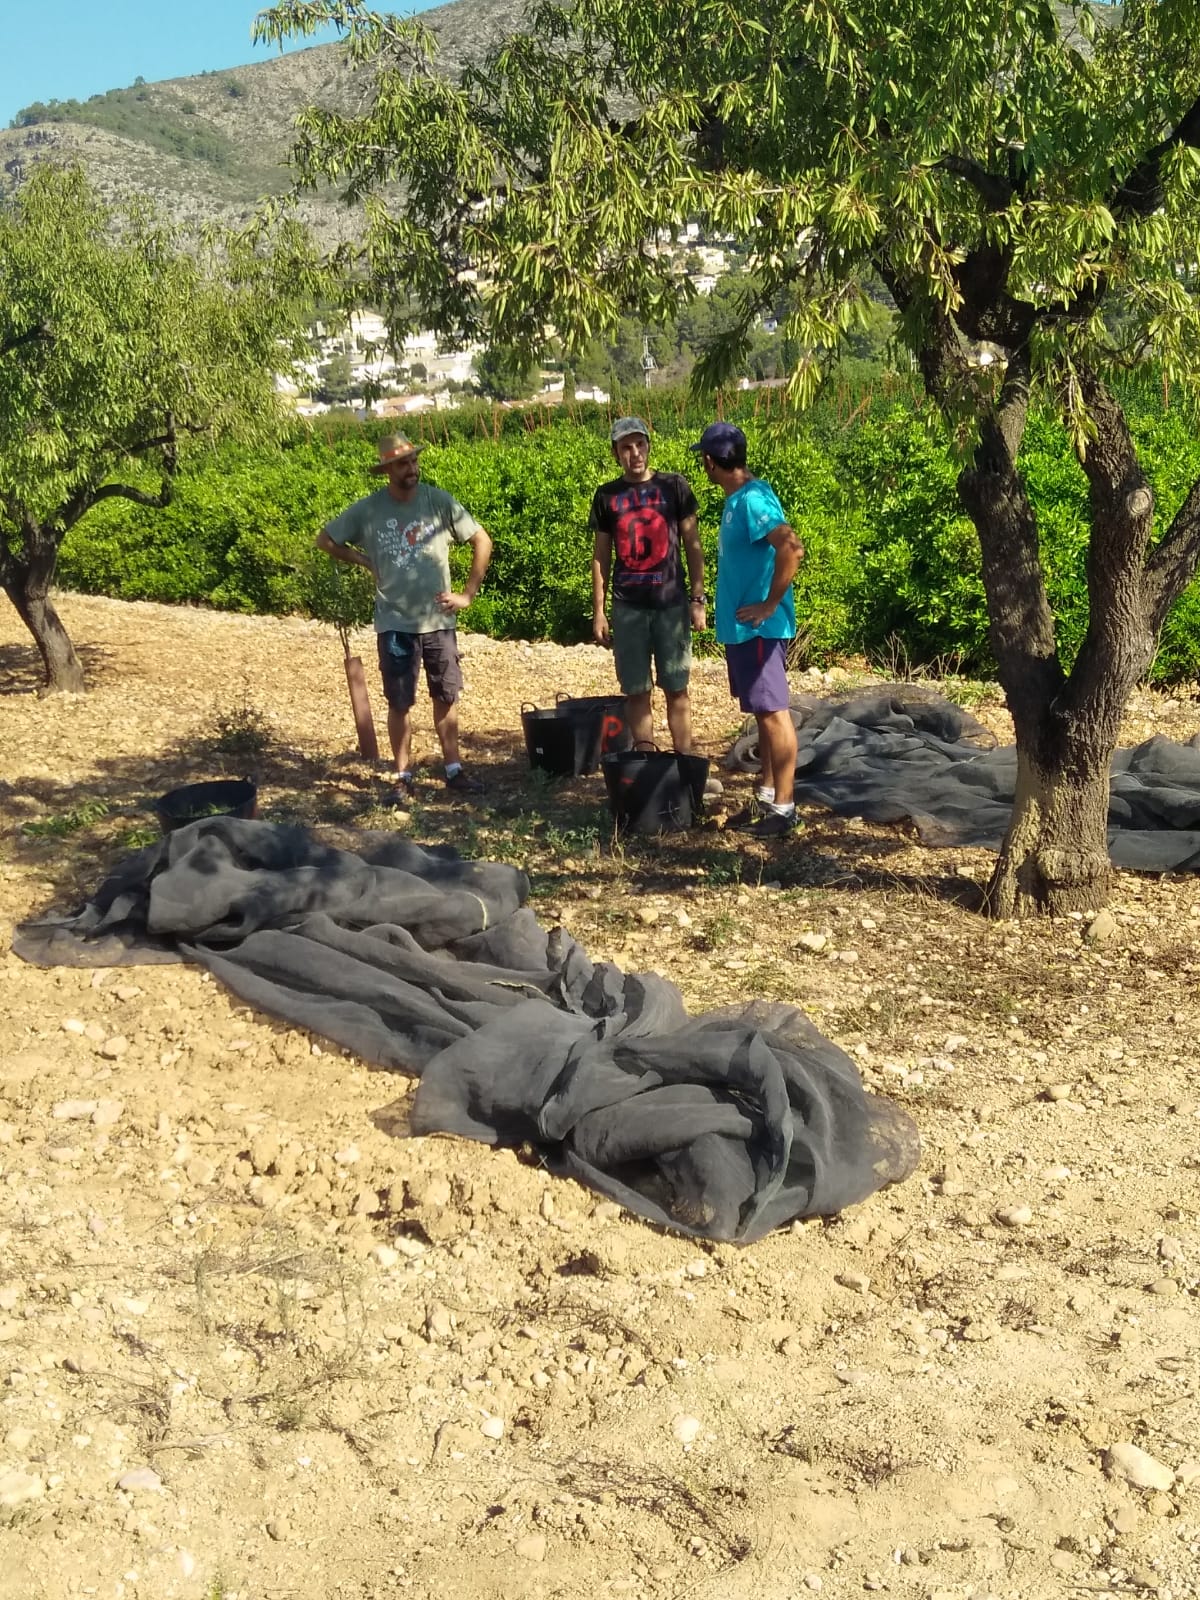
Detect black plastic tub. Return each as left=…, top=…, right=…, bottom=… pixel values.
left=522, top=696, right=630, bottom=778
left=554, top=693, right=631, bottom=772
left=155, top=779, right=258, bottom=833
left=601, top=748, right=709, bottom=834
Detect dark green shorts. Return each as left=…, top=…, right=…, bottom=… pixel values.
left=611, top=600, right=692, bottom=696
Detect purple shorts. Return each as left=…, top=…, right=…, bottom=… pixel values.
left=377, top=629, right=463, bottom=712
left=725, top=636, right=790, bottom=714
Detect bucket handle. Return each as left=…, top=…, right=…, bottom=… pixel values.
left=520, top=701, right=540, bottom=714
left=631, top=739, right=663, bottom=753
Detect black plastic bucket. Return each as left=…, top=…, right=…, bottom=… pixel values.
left=155, top=779, right=258, bottom=834
left=555, top=694, right=631, bottom=773
left=521, top=704, right=586, bottom=777
left=522, top=696, right=631, bottom=778
left=601, top=748, right=710, bottom=834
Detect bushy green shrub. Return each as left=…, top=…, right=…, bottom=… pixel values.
left=55, top=396, right=1200, bottom=684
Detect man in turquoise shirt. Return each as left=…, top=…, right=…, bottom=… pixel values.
left=692, top=422, right=805, bottom=838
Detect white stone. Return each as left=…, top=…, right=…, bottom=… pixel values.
left=480, top=1416, right=504, bottom=1440
left=0, top=1470, right=44, bottom=1507
left=425, top=1304, right=453, bottom=1340
left=672, top=1415, right=701, bottom=1446
left=996, top=1205, right=1033, bottom=1227
left=53, top=1100, right=98, bottom=1120
left=116, top=1466, right=163, bottom=1493
left=1085, top=909, right=1118, bottom=943
left=1105, top=1442, right=1175, bottom=1492
left=835, top=1270, right=871, bottom=1293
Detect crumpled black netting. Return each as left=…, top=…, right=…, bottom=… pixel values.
left=725, top=685, right=1200, bottom=871
left=14, top=817, right=919, bottom=1244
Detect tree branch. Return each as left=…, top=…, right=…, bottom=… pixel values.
left=55, top=412, right=178, bottom=535
left=936, top=155, right=1013, bottom=212
left=876, top=258, right=981, bottom=409
left=0, top=323, right=53, bottom=357
left=1111, top=86, right=1200, bottom=218
left=1143, top=473, right=1200, bottom=634
left=1065, top=368, right=1156, bottom=697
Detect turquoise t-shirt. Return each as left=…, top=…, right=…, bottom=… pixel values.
left=714, top=478, right=797, bottom=645
left=325, top=483, right=482, bottom=634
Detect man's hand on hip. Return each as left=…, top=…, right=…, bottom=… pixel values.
left=436, top=591, right=472, bottom=614
left=735, top=601, right=775, bottom=627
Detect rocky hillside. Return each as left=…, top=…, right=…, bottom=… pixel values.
left=0, top=0, right=528, bottom=243
left=0, top=1, right=1121, bottom=246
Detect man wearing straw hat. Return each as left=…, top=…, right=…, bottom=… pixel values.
left=316, top=432, right=493, bottom=803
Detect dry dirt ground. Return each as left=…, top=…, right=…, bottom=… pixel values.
left=2, top=595, right=1200, bottom=1600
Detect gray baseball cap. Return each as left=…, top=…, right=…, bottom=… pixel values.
left=610, top=416, right=650, bottom=443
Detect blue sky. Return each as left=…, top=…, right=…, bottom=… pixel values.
left=0, top=2, right=441, bottom=129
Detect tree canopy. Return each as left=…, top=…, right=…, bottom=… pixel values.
left=0, top=163, right=318, bottom=690
left=257, top=2, right=1198, bottom=394
left=261, top=0, right=1200, bottom=915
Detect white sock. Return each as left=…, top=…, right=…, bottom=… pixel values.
left=445, top=761, right=463, bottom=779
left=768, top=801, right=796, bottom=817
left=757, top=785, right=775, bottom=804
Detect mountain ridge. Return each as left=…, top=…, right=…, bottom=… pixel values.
left=0, top=2, right=1122, bottom=247
left=0, top=0, right=527, bottom=243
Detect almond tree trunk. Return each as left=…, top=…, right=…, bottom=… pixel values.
left=985, top=729, right=1115, bottom=917
left=2, top=519, right=86, bottom=693
left=960, top=367, right=1155, bottom=917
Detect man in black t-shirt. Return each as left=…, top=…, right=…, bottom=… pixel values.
left=590, top=416, right=707, bottom=751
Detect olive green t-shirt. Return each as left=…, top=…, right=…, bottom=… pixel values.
left=324, top=483, right=482, bottom=634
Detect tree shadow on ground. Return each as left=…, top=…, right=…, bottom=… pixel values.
left=2, top=711, right=989, bottom=919
left=0, top=639, right=117, bottom=697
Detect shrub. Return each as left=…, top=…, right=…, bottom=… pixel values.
left=55, top=396, right=1200, bottom=684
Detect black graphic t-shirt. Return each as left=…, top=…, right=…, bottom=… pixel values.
left=589, top=471, right=699, bottom=609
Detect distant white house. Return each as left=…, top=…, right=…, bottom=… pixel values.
left=349, top=309, right=389, bottom=347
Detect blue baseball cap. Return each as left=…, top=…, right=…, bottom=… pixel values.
left=690, top=421, right=746, bottom=459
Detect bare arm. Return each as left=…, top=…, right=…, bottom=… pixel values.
left=315, top=527, right=374, bottom=574
left=735, top=524, right=805, bottom=626
left=680, top=511, right=707, bottom=629
left=438, top=527, right=493, bottom=612
left=592, top=525, right=613, bottom=645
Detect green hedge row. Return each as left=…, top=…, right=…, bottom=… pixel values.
left=57, top=396, right=1200, bottom=684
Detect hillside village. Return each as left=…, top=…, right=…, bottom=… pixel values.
left=289, top=224, right=737, bottom=419
left=0, top=0, right=794, bottom=419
